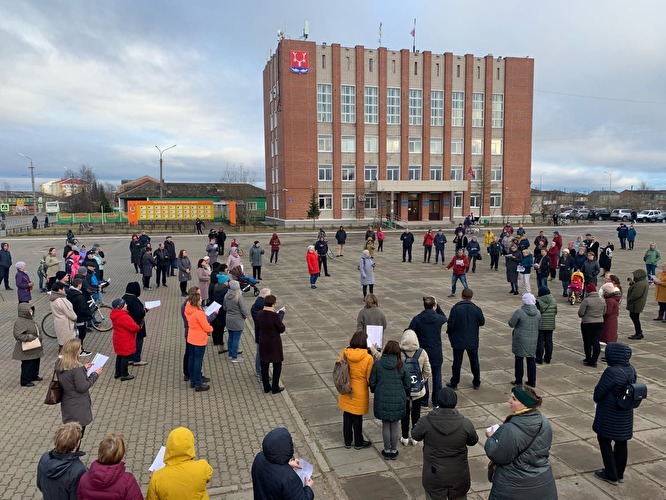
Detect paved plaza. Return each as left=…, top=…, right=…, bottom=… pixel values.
left=1, top=222, right=665, bottom=499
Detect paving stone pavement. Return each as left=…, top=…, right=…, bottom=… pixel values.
left=0, top=222, right=665, bottom=499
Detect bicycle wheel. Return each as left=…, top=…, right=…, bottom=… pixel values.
left=92, top=305, right=113, bottom=332
left=41, top=312, right=57, bottom=339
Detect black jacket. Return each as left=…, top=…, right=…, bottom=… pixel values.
left=251, top=428, right=314, bottom=500
left=122, top=282, right=146, bottom=339
left=66, top=287, right=92, bottom=323
left=37, top=449, right=87, bottom=500
left=408, top=306, right=447, bottom=365
left=400, top=231, right=415, bottom=248
left=446, top=300, right=485, bottom=350
left=163, top=240, right=176, bottom=261
left=251, top=296, right=265, bottom=344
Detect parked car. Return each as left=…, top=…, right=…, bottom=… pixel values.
left=575, top=209, right=590, bottom=220
left=655, top=212, right=666, bottom=223
left=610, top=208, right=633, bottom=221
left=636, top=210, right=663, bottom=222
left=589, top=208, right=611, bottom=220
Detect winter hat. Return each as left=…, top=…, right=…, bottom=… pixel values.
left=537, top=286, right=550, bottom=297
left=216, top=274, right=229, bottom=285
left=600, top=282, right=615, bottom=296
left=112, top=298, right=125, bottom=309
left=55, top=271, right=67, bottom=280
left=553, top=231, right=559, bottom=235
left=229, top=280, right=240, bottom=291
left=585, top=283, right=597, bottom=294
left=15, top=261, right=26, bottom=269
left=436, top=387, right=458, bottom=409
left=522, top=293, right=536, bottom=305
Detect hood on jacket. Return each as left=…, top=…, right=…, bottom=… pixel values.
left=537, top=286, right=551, bottom=297
left=261, top=427, right=294, bottom=465
left=229, top=280, right=240, bottom=291
left=521, top=304, right=539, bottom=316
left=124, top=281, right=141, bottom=297
left=344, top=346, right=371, bottom=363
left=17, top=302, right=33, bottom=319
left=43, top=450, right=86, bottom=479
left=164, top=427, right=196, bottom=465
left=49, top=293, right=68, bottom=304
left=379, top=353, right=399, bottom=370
left=605, top=342, right=632, bottom=366
left=417, top=309, right=447, bottom=325
left=83, top=460, right=126, bottom=489
left=437, top=387, right=457, bottom=408
left=400, top=329, right=420, bottom=353
left=632, top=269, right=647, bottom=282
left=109, top=308, right=130, bottom=322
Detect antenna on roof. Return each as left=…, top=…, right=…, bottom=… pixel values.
left=378, top=22, right=382, bottom=46
left=302, top=20, right=309, bottom=40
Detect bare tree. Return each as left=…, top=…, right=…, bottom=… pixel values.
left=219, top=163, right=257, bottom=184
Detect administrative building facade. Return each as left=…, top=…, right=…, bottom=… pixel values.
left=263, top=39, right=534, bottom=226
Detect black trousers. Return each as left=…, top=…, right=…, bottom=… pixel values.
left=343, top=411, right=364, bottom=447
left=598, top=436, right=628, bottom=481
left=377, top=240, right=383, bottom=252
left=581, top=322, right=603, bottom=363
left=490, top=253, right=499, bottom=270
left=211, top=323, right=225, bottom=346
left=450, top=348, right=480, bottom=386
left=402, top=246, right=412, bottom=262
left=77, top=324, right=87, bottom=346
left=261, top=361, right=282, bottom=393
left=629, top=311, right=642, bottom=335
left=180, top=281, right=188, bottom=294
left=435, top=247, right=445, bottom=263
left=115, top=355, right=130, bottom=377
left=20, top=358, right=41, bottom=386
left=270, top=249, right=279, bottom=263
left=401, top=399, right=422, bottom=439
left=423, top=245, right=432, bottom=262
left=156, top=266, right=169, bottom=285
left=514, top=356, right=536, bottom=385
left=362, top=284, right=374, bottom=297
left=142, top=275, right=151, bottom=288
left=536, top=329, right=554, bottom=362
left=183, top=341, right=191, bottom=378
left=252, top=265, right=261, bottom=280
left=0, top=266, right=9, bottom=288
left=318, top=255, right=328, bottom=274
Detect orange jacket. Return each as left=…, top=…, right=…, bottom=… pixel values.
left=306, top=251, right=319, bottom=275
left=337, top=347, right=374, bottom=415
left=185, top=302, right=213, bottom=346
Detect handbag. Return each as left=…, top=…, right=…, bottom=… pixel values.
left=22, top=337, right=42, bottom=351
left=487, top=419, right=543, bottom=482
left=44, top=371, right=62, bottom=405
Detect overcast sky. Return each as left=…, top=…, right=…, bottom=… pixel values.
left=1, top=0, right=665, bottom=194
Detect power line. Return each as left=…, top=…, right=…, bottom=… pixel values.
left=535, top=89, right=666, bottom=105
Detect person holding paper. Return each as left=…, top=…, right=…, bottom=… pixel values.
left=122, top=282, right=148, bottom=366
left=356, top=293, right=387, bottom=335
left=258, top=294, right=286, bottom=393
left=110, top=298, right=140, bottom=382
left=185, top=289, right=214, bottom=391
left=57, top=338, right=102, bottom=439
left=181, top=287, right=213, bottom=385
left=445, top=249, right=469, bottom=298
left=224, top=280, right=247, bottom=362
left=251, top=427, right=314, bottom=499
left=251, top=288, right=270, bottom=378
left=147, top=427, right=213, bottom=499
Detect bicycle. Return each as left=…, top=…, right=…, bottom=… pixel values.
left=41, top=291, right=113, bottom=339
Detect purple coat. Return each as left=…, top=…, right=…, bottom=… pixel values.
left=77, top=460, right=143, bottom=500
left=15, top=269, right=32, bottom=302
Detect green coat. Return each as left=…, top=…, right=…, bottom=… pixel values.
left=644, top=248, right=661, bottom=265
left=626, top=269, right=649, bottom=313
left=12, top=303, right=43, bottom=361
left=536, top=293, right=557, bottom=331
left=369, top=354, right=410, bottom=422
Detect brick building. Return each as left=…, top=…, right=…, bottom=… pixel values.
left=263, top=39, right=534, bottom=226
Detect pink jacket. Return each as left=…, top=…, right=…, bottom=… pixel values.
left=77, top=460, right=143, bottom=500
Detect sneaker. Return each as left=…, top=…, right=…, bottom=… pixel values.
left=194, top=384, right=210, bottom=392
left=79, top=350, right=92, bottom=357
left=231, top=357, right=244, bottom=363
left=120, top=375, right=135, bottom=381
left=594, top=469, right=618, bottom=486
left=133, top=361, right=148, bottom=366
left=202, top=376, right=211, bottom=383
left=354, top=440, right=372, bottom=450
left=447, top=293, right=455, bottom=297
left=410, top=437, right=420, bottom=446
left=399, top=437, right=409, bottom=446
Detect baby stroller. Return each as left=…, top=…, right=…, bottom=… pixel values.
left=568, top=271, right=585, bottom=305
left=228, top=265, right=260, bottom=296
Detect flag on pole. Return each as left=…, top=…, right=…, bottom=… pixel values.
left=410, top=27, right=415, bottom=37
left=468, top=167, right=476, bottom=179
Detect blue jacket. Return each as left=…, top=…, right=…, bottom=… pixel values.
left=627, top=228, right=636, bottom=241
left=520, top=254, right=533, bottom=274
left=466, top=240, right=481, bottom=258
left=408, top=306, right=447, bottom=365
left=446, top=300, right=485, bottom=350
left=434, top=234, right=447, bottom=250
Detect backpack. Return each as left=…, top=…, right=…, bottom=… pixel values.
left=617, top=370, right=647, bottom=410
left=402, top=348, right=425, bottom=397
left=333, top=354, right=352, bottom=395
left=37, top=258, right=48, bottom=277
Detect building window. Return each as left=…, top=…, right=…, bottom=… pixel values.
left=451, top=139, right=463, bottom=155
left=317, top=83, right=332, bottom=122
left=365, top=86, right=379, bottom=124
left=471, top=166, right=483, bottom=179
left=456, top=65, right=460, bottom=78
left=490, top=192, right=502, bottom=208
left=491, top=165, right=503, bottom=181
left=430, top=137, right=443, bottom=155
left=318, top=134, right=332, bottom=152
left=414, top=61, right=418, bottom=75
left=322, top=54, right=326, bottom=69
left=318, top=165, right=333, bottom=181
left=452, top=91, right=464, bottom=127
left=431, top=90, right=444, bottom=126
left=470, top=192, right=481, bottom=208
left=364, top=165, right=378, bottom=181
left=364, top=135, right=379, bottom=153
left=346, top=56, right=351, bottom=71
left=318, top=194, right=333, bottom=210
left=409, top=89, right=422, bottom=125
left=408, top=166, right=422, bottom=181
left=386, top=166, right=400, bottom=180
left=369, top=58, right=374, bottom=72
left=491, top=139, right=503, bottom=155
left=430, top=166, right=443, bottom=180
left=365, top=194, right=378, bottom=209
left=436, top=63, right=440, bottom=77
left=386, top=136, right=401, bottom=153
left=492, top=94, right=504, bottom=128
left=342, top=194, right=355, bottom=210
left=453, top=192, right=463, bottom=208
left=477, top=66, right=481, bottom=79
left=471, top=139, right=483, bottom=155
left=450, top=166, right=463, bottom=180
left=341, top=85, right=356, bottom=123
left=472, top=93, right=484, bottom=127
left=387, top=87, right=401, bottom=124
left=341, top=165, right=356, bottom=181
left=392, top=60, right=396, bottom=73
left=246, top=202, right=258, bottom=211
left=341, top=135, right=356, bottom=153
left=408, top=137, right=422, bottom=154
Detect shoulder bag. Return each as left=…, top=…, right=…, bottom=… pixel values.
left=22, top=337, right=42, bottom=351
left=488, top=419, right=543, bottom=482
left=44, top=370, right=63, bottom=405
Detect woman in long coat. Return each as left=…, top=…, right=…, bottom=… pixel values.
left=140, top=244, right=155, bottom=290
left=601, top=281, right=622, bottom=344
left=508, top=293, right=541, bottom=387
left=13, top=302, right=43, bottom=387
left=196, top=257, right=211, bottom=305
left=358, top=250, right=375, bottom=298
left=504, top=243, right=521, bottom=295
left=257, top=295, right=286, bottom=394
left=178, top=249, right=192, bottom=297
left=129, top=234, right=142, bottom=273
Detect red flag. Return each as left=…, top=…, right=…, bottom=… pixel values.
left=468, top=167, right=476, bottom=179
left=410, top=28, right=415, bottom=37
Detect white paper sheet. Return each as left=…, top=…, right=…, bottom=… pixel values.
left=205, top=301, right=222, bottom=315
left=366, top=325, right=383, bottom=348
left=145, top=300, right=161, bottom=310
left=86, top=353, right=109, bottom=376
left=295, top=458, right=313, bottom=486
left=149, top=446, right=166, bottom=472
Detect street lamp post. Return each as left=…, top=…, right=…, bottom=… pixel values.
left=539, top=171, right=550, bottom=191
left=18, top=153, right=37, bottom=216
left=603, top=171, right=612, bottom=210
left=155, top=145, right=177, bottom=199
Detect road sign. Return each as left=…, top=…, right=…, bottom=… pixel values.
left=0, top=204, right=8, bottom=212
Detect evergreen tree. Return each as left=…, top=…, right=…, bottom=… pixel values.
left=306, top=188, right=320, bottom=229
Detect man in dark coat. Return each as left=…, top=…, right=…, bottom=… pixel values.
left=433, top=229, right=447, bottom=265
left=66, top=278, right=93, bottom=356
left=446, top=288, right=485, bottom=390
left=257, top=295, right=286, bottom=394
left=164, top=236, right=177, bottom=276
left=408, top=296, right=447, bottom=407
left=251, top=289, right=268, bottom=378
left=216, top=228, right=227, bottom=256
left=251, top=427, right=314, bottom=499
left=122, top=282, right=148, bottom=366
left=400, top=228, right=415, bottom=263
left=314, top=236, right=330, bottom=276
left=37, top=422, right=87, bottom=499
left=411, top=388, right=478, bottom=500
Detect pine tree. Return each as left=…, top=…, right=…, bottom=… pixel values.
left=306, top=188, right=320, bottom=229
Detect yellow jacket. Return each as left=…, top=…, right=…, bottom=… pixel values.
left=484, top=230, right=495, bottom=249
left=337, top=347, right=373, bottom=415
left=655, top=270, right=666, bottom=303
left=147, top=427, right=213, bottom=500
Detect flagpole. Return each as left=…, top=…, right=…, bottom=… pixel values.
left=412, top=18, right=416, bottom=53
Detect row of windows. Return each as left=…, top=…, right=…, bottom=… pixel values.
left=317, top=192, right=502, bottom=210
left=318, top=165, right=503, bottom=182
left=318, top=135, right=503, bottom=155
left=318, top=85, right=505, bottom=128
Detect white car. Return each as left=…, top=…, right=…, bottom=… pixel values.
left=636, top=210, right=662, bottom=222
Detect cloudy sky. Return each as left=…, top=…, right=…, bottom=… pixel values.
left=1, top=0, right=665, bottom=194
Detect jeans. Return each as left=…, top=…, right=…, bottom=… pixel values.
left=434, top=247, right=445, bottom=263
left=382, top=420, right=400, bottom=451
left=422, top=362, right=442, bottom=407
left=115, top=355, right=130, bottom=377
left=342, top=411, right=364, bottom=447
left=561, top=279, right=570, bottom=296
left=423, top=245, right=432, bottom=262
left=628, top=239, right=635, bottom=250
left=38, top=273, right=45, bottom=291
left=187, top=344, right=206, bottom=387
left=619, top=237, right=626, bottom=250
left=130, top=336, right=144, bottom=362
left=451, top=273, right=468, bottom=294
left=362, top=284, right=374, bottom=297
left=402, top=246, right=412, bottom=262
left=597, top=436, right=628, bottom=482
left=255, top=345, right=261, bottom=377
left=514, top=356, right=536, bottom=385
left=183, top=341, right=191, bottom=378
left=401, top=399, right=422, bottom=439
left=536, top=330, right=553, bottom=363
left=261, top=361, right=282, bottom=392
left=629, top=311, right=642, bottom=336
left=538, top=275, right=549, bottom=289
left=646, top=263, right=656, bottom=279
left=581, top=322, right=603, bottom=363
left=450, top=348, right=480, bottom=387
left=270, top=249, right=279, bottom=263
left=309, top=274, right=319, bottom=286
left=227, top=329, right=242, bottom=359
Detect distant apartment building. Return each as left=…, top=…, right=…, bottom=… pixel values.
left=40, top=178, right=85, bottom=197
left=263, top=39, right=534, bottom=226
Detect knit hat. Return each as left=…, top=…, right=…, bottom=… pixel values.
left=229, top=280, right=240, bottom=290
left=15, top=261, right=26, bottom=269
left=216, top=274, right=229, bottom=285
left=585, top=283, right=597, bottom=294
left=436, top=387, right=458, bottom=408
left=522, top=293, right=536, bottom=305
left=111, top=298, right=125, bottom=309
left=55, top=271, right=67, bottom=280
left=537, top=286, right=550, bottom=297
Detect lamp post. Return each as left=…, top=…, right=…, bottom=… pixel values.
left=155, top=144, right=177, bottom=199
left=539, top=171, right=549, bottom=191
left=603, top=171, right=612, bottom=210
left=18, top=153, right=37, bottom=215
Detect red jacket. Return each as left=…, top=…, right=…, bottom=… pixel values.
left=423, top=233, right=435, bottom=246
left=306, top=251, right=319, bottom=275
left=77, top=460, right=143, bottom=500
left=110, top=308, right=140, bottom=356
left=446, top=254, right=469, bottom=275
left=269, top=234, right=281, bottom=250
